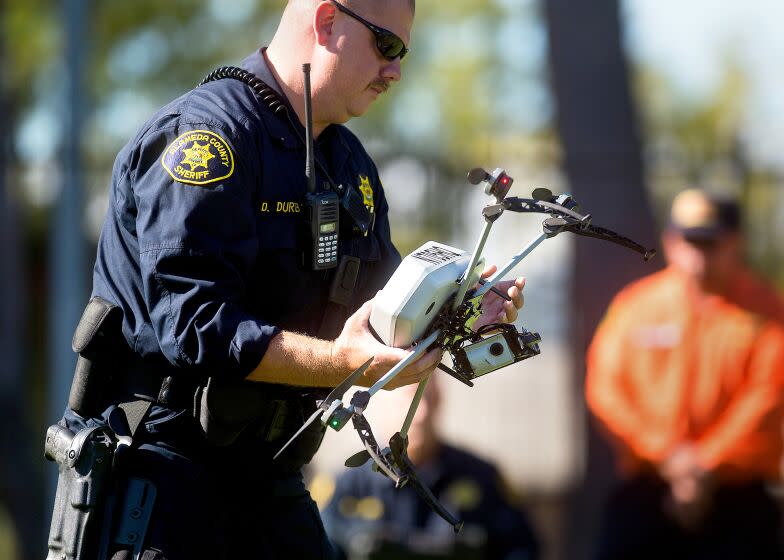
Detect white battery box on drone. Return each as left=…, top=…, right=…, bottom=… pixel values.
left=370, top=241, right=483, bottom=348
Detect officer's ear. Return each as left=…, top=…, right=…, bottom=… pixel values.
left=313, top=1, right=337, bottom=47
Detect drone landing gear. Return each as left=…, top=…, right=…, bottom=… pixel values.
left=344, top=430, right=464, bottom=533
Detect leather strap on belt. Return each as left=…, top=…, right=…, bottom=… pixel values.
left=318, top=254, right=361, bottom=339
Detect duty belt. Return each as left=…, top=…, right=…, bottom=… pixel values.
left=69, top=297, right=326, bottom=468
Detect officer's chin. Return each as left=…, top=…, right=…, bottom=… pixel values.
left=346, top=95, right=376, bottom=120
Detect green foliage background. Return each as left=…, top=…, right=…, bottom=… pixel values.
left=5, top=0, right=782, bottom=279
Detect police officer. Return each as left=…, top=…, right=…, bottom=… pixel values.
left=47, top=1, right=526, bottom=558
left=321, top=375, right=540, bottom=560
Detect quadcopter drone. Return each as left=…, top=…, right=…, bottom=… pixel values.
left=275, top=164, right=656, bottom=531
left=268, top=64, right=655, bottom=531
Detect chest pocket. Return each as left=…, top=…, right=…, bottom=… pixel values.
left=252, top=215, right=314, bottom=328
left=257, top=214, right=300, bottom=251
left=251, top=210, right=384, bottom=334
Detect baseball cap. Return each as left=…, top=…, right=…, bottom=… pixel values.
left=669, top=189, right=740, bottom=241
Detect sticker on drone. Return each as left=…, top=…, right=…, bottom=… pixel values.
left=161, top=130, right=235, bottom=186
left=411, top=244, right=462, bottom=265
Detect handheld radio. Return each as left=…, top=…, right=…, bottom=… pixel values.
left=302, top=63, right=340, bottom=270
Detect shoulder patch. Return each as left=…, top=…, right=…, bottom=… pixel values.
left=161, top=129, right=235, bottom=186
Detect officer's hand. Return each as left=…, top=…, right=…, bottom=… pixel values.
left=332, top=300, right=442, bottom=390
left=473, top=265, right=525, bottom=331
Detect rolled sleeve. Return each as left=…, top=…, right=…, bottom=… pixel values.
left=134, top=123, right=276, bottom=378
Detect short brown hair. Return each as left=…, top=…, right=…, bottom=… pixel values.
left=345, top=0, right=415, bottom=14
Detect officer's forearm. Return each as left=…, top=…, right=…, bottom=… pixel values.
left=246, top=330, right=345, bottom=387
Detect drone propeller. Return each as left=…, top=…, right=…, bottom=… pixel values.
left=344, top=449, right=371, bottom=468
left=467, top=168, right=490, bottom=185
left=273, top=357, right=373, bottom=460
left=531, top=187, right=553, bottom=202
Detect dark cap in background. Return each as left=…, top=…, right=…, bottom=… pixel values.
left=669, top=189, right=741, bottom=241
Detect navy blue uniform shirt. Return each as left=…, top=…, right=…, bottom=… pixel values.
left=92, top=49, right=401, bottom=381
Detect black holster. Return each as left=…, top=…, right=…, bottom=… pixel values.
left=45, top=423, right=117, bottom=560
left=45, top=297, right=125, bottom=559
left=46, top=297, right=161, bottom=559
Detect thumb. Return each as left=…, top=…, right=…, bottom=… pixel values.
left=480, top=264, right=498, bottom=280
left=376, top=343, right=412, bottom=363
left=357, top=299, right=373, bottom=320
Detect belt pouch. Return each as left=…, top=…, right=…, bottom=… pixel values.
left=68, top=297, right=123, bottom=417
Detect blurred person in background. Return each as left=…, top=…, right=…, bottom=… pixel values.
left=321, top=373, right=541, bottom=560
left=585, top=188, right=784, bottom=560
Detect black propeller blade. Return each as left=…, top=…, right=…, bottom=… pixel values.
left=532, top=187, right=553, bottom=202
left=344, top=449, right=371, bottom=468
left=273, top=357, right=373, bottom=460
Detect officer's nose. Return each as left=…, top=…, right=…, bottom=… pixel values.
left=382, top=58, right=402, bottom=83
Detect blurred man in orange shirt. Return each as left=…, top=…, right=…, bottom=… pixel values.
left=586, top=189, right=784, bottom=560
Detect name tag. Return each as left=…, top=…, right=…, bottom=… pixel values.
left=260, top=201, right=302, bottom=214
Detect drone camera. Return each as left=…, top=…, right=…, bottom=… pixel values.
left=454, top=333, right=517, bottom=378
left=489, top=342, right=505, bottom=356
left=451, top=327, right=541, bottom=379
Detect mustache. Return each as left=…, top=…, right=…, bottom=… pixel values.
left=369, top=79, right=390, bottom=93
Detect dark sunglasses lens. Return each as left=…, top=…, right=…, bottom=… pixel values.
left=377, top=33, right=406, bottom=60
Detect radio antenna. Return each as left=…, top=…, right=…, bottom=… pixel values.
left=303, top=63, right=316, bottom=194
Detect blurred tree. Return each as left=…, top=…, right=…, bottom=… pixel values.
left=7, top=0, right=553, bottom=238
left=544, top=1, right=660, bottom=559
left=1, top=1, right=40, bottom=557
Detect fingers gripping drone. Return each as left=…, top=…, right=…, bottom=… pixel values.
left=276, top=167, right=655, bottom=531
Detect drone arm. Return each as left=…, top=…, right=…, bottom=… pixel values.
left=568, top=223, right=656, bottom=260
left=351, top=414, right=405, bottom=485
left=475, top=232, right=548, bottom=299
left=366, top=330, right=441, bottom=397
left=504, top=197, right=588, bottom=222
left=452, top=219, right=494, bottom=312
left=389, top=433, right=464, bottom=532
left=399, top=374, right=432, bottom=440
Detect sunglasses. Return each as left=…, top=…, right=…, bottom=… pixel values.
left=329, top=0, right=409, bottom=61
